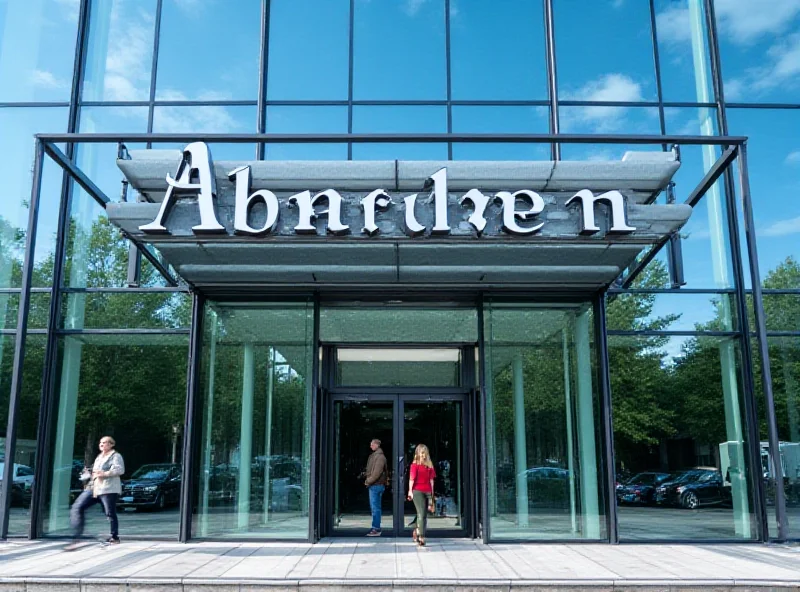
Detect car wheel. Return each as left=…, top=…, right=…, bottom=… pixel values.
left=681, top=491, right=699, bottom=510
left=156, top=493, right=165, bottom=511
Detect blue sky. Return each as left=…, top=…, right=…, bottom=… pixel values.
left=0, top=0, right=798, bottom=300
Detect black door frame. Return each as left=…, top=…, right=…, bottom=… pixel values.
left=317, top=344, right=477, bottom=540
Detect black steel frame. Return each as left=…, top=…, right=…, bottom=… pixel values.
left=0, top=128, right=786, bottom=547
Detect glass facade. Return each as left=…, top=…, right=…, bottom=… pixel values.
left=1, top=0, right=799, bottom=544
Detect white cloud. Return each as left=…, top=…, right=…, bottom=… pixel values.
left=658, top=0, right=800, bottom=45
left=403, top=0, right=429, bottom=16
left=715, top=0, right=800, bottom=43
left=29, top=70, right=66, bottom=90
left=53, top=0, right=80, bottom=22
left=762, top=216, right=800, bottom=237
left=562, top=74, right=645, bottom=132
left=786, top=151, right=800, bottom=164
left=96, top=4, right=155, bottom=102
left=727, top=33, right=800, bottom=99
left=153, top=91, right=244, bottom=133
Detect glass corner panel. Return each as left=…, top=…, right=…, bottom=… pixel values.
left=484, top=302, right=606, bottom=541
left=193, top=301, right=314, bottom=539
left=610, top=333, right=757, bottom=540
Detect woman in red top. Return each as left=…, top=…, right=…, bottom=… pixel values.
left=406, top=443, right=436, bottom=546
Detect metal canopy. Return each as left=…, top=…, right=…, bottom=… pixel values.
left=107, top=151, right=689, bottom=290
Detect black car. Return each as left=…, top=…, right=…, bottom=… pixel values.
left=617, top=472, right=671, bottom=505
left=655, top=468, right=729, bottom=509
left=119, top=464, right=181, bottom=511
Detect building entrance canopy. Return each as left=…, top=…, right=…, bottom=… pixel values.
left=107, top=143, right=690, bottom=291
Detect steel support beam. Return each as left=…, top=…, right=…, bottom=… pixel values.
left=178, top=291, right=204, bottom=542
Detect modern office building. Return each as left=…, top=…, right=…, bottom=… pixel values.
left=0, top=0, right=798, bottom=545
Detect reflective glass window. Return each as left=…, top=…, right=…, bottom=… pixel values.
left=452, top=106, right=550, bottom=161
left=653, top=0, right=715, bottom=103
left=449, top=1, right=547, bottom=100
left=82, top=0, right=157, bottom=102
left=717, top=2, right=800, bottom=104
left=610, top=333, right=757, bottom=540
left=267, top=0, right=350, bottom=101
left=43, top=334, right=189, bottom=538
left=193, top=302, right=314, bottom=539
left=265, top=106, right=348, bottom=160
left=0, top=0, right=78, bottom=101
left=554, top=1, right=657, bottom=102
left=0, top=334, right=45, bottom=535
left=755, top=336, right=800, bottom=539
left=484, top=303, right=607, bottom=541
left=727, top=109, right=800, bottom=286
left=155, top=0, right=261, bottom=101
left=353, top=0, right=446, bottom=100
left=352, top=105, right=447, bottom=161
left=153, top=105, right=258, bottom=160
left=0, top=108, right=68, bottom=290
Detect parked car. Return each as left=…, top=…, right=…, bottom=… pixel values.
left=0, top=462, right=34, bottom=508
left=119, top=463, right=181, bottom=511
left=655, top=468, right=729, bottom=509
left=617, top=472, right=671, bottom=505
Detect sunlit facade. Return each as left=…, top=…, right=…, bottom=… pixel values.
left=0, top=0, right=798, bottom=544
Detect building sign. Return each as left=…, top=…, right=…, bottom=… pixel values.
left=139, top=142, right=636, bottom=239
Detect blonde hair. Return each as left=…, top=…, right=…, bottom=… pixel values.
left=413, top=444, right=434, bottom=468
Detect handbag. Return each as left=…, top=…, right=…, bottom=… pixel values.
left=428, top=495, right=435, bottom=514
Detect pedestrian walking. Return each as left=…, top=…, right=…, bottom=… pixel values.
left=64, top=436, right=125, bottom=550
left=407, top=443, right=436, bottom=546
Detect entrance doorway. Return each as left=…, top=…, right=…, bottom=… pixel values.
left=319, top=346, right=475, bottom=539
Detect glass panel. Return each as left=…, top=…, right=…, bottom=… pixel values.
left=717, top=2, right=800, bottom=104
left=267, top=0, right=350, bottom=100
left=335, top=348, right=461, bottom=388
left=59, top=292, right=191, bottom=330
left=352, top=106, right=448, bottom=161
left=757, top=337, right=800, bottom=538
left=1, top=292, right=51, bottom=331
left=0, top=107, right=68, bottom=289
left=555, top=1, right=657, bottom=102
left=484, top=303, right=606, bottom=540
left=82, top=0, right=157, bottom=102
left=155, top=0, right=261, bottom=101
left=450, top=1, right=546, bottom=100
left=607, top=292, right=738, bottom=333
left=559, top=108, right=661, bottom=152
left=333, top=401, right=393, bottom=532
left=653, top=0, right=715, bottom=103
left=452, top=106, right=550, bottom=161
left=353, top=143, right=448, bottom=161
left=0, top=0, right=78, bottom=101
left=265, top=106, right=348, bottom=160
left=152, top=105, right=257, bottom=135
left=353, top=0, right=446, bottom=100
left=193, top=302, right=314, bottom=539
left=0, top=333, right=46, bottom=536
left=610, top=335, right=757, bottom=540
left=403, top=401, right=463, bottom=534
left=320, top=306, right=478, bottom=343
left=43, top=334, right=189, bottom=538
left=727, top=109, right=800, bottom=287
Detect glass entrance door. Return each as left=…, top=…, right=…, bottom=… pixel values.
left=329, top=395, right=467, bottom=537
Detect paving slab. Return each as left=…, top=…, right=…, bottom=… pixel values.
left=1, top=539, right=799, bottom=591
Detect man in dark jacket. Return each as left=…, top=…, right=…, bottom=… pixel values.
left=364, top=438, right=387, bottom=536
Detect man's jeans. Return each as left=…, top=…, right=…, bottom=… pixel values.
left=368, top=484, right=385, bottom=530
left=70, top=490, right=119, bottom=539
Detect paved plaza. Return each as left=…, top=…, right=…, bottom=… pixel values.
left=1, top=537, right=800, bottom=591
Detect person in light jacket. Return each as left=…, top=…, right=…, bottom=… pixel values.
left=65, top=436, right=125, bottom=549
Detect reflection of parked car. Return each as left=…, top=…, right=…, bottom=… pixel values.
left=617, top=472, right=671, bottom=505
left=655, top=468, right=729, bottom=509
left=521, top=467, right=570, bottom=509
left=0, top=462, right=34, bottom=508
left=119, top=464, right=181, bottom=511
